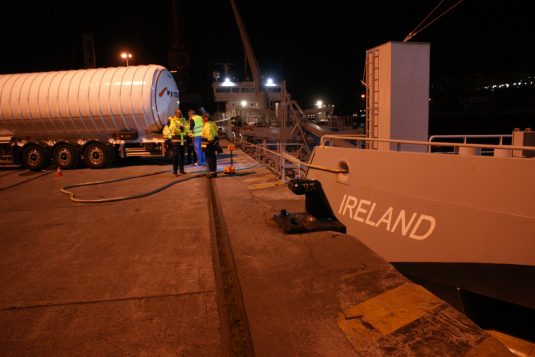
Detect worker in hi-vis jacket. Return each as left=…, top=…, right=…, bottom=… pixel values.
left=202, top=114, right=220, bottom=178
left=166, top=109, right=189, bottom=176
left=188, top=109, right=206, bottom=167
left=162, top=119, right=172, bottom=159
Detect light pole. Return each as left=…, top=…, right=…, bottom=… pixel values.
left=120, top=52, right=132, bottom=66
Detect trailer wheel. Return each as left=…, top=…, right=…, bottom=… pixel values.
left=22, top=145, right=49, bottom=171
left=53, top=144, right=79, bottom=170
left=83, top=142, right=111, bottom=169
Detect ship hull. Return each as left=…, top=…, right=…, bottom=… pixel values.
left=306, top=146, right=535, bottom=315
left=306, top=146, right=535, bottom=266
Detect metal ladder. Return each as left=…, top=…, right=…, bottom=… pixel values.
left=365, top=49, right=380, bottom=150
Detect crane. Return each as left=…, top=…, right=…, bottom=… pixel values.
left=229, top=0, right=266, bottom=109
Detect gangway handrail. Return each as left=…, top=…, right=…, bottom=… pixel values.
left=238, top=139, right=317, bottom=181
left=320, top=135, right=535, bottom=152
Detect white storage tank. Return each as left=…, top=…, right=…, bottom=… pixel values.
left=0, top=65, right=179, bottom=140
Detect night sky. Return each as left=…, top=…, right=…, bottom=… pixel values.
left=1, top=0, right=533, bottom=114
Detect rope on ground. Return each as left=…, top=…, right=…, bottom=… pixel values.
left=60, top=164, right=261, bottom=204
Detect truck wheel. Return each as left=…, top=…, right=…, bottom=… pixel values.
left=53, top=144, right=79, bottom=170
left=83, top=142, right=111, bottom=169
left=22, top=145, right=49, bottom=171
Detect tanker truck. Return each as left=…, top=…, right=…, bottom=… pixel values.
left=0, top=65, right=179, bottom=170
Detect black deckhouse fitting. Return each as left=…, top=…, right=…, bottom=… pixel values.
left=274, top=179, right=346, bottom=234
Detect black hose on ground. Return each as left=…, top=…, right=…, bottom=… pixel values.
left=60, top=164, right=260, bottom=203
left=61, top=171, right=207, bottom=203
left=0, top=170, right=53, bottom=191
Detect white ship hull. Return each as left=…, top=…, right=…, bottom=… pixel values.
left=305, top=143, right=535, bottom=309
left=307, top=146, right=534, bottom=266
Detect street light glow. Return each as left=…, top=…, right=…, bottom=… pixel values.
left=120, top=52, right=133, bottom=66
left=265, top=78, right=276, bottom=87
left=316, top=100, right=323, bottom=108
left=240, top=100, right=247, bottom=108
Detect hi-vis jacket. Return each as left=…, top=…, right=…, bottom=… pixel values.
left=202, top=121, right=219, bottom=143
left=190, top=115, right=204, bottom=137
left=166, top=115, right=190, bottom=145
left=162, top=124, right=172, bottom=140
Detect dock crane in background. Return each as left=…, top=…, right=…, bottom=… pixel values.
left=227, top=0, right=310, bottom=148
left=217, top=0, right=353, bottom=156
left=229, top=0, right=266, bottom=110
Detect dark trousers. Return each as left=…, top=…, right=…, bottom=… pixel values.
left=171, top=144, right=186, bottom=173
left=205, top=142, right=217, bottom=173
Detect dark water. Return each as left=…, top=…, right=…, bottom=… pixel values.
left=403, top=273, right=535, bottom=342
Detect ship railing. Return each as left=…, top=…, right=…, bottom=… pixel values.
left=320, top=135, right=535, bottom=158
left=428, top=134, right=513, bottom=154
left=235, top=135, right=535, bottom=182
left=428, top=134, right=512, bottom=144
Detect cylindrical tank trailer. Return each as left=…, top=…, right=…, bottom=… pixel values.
left=0, top=65, right=179, bottom=169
